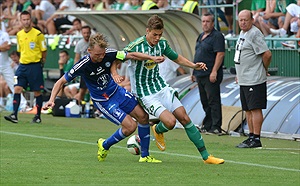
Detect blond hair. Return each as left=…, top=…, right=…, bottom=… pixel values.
left=89, top=33, right=109, bottom=49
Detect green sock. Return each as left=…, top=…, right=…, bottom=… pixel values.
left=155, top=121, right=169, bottom=134
left=184, top=122, right=209, bottom=160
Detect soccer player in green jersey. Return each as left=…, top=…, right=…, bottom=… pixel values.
left=115, top=14, right=224, bottom=164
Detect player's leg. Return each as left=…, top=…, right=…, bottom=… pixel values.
left=173, top=98, right=224, bottom=164
left=28, top=63, right=44, bottom=123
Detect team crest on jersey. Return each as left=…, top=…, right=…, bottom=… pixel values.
left=105, top=62, right=111, bottom=67
left=144, top=60, right=157, bottom=69
left=29, top=42, right=35, bottom=49
left=113, top=108, right=122, bottom=118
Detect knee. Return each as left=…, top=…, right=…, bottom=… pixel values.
left=163, top=117, right=177, bottom=129
left=136, top=112, right=149, bottom=124
left=122, top=121, right=137, bottom=136
left=178, top=115, right=191, bottom=126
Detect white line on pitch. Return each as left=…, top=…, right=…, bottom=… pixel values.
left=1, top=130, right=299, bottom=172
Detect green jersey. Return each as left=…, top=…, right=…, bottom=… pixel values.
left=124, top=36, right=178, bottom=98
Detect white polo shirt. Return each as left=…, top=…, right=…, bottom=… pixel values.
left=0, top=29, right=11, bottom=67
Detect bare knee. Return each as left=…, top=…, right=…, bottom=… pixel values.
left=160, top=116, right=176, bottom=129
left=121, top=117, right=137, bottom=136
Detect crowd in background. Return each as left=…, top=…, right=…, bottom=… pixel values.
left=1, top=0, right=299, bottom=42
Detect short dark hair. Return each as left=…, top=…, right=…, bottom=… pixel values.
left=10, top=50, right=20, bottom=57
left=20, top=10, right=31, bottom=18
left=81, top=25, right=91, bottom=31
left=73, top=18, right=81, bottom=25
left=146, top=15, right=164, bottom=30
left=59, top=50, right=69, bottom=56
left=202, top=13, right=215, bottom=22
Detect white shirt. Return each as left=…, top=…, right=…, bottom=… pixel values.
left=60, top=0, right=78, bottom=22
left=159, top=57, right=180, bottom=82
left=36, top=0, right=56, bottom=21
left=0, top=30, right=11, bottom=67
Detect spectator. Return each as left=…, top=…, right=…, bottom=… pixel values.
left=157, top=0, right=170, bottom=10
left=270, top=1, right=300, bottom=36
left=63, top=18, right=82, bottom=36
left=159, top=57, right=186, bottom=83
left=31, top=0, right=56, bottom=33
left=110, top=0, right=129, bottom=10
left=201, top=0, right=229, bottom=32
left=0, top=27, right=13, bottom=105
left=182, top=0, right=199, bottom=15
left=257, top=0, right=295, bottom=36
left=45, top=0, right=77, bottom=35
left=73, top=25, right=91, bottom=103
left=170, top=0, right=184, bottom=10
left=90, top=0, right=104, bottom=10
left=57, top=50, right=79, bottom=99
left=0, top=28, right=26, bottom=109
left=4, top=11, right=47, bottom=124
left=141, top=0, right=159, bottom=10
left=122, top=14, right=224, bottom=164
left=235, top=10, right=272, bottom=148
left=192, top=13, right=225, bottom=135
left=127, top=0, right=142, bottom=10
left=224, top=0, right=234, bottom=35
left=10, top=50, right=20, bottom=72
left=2, top=0, right=22, bottom=35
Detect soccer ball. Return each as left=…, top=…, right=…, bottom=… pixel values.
left=127, top=134, right=141, bottom=155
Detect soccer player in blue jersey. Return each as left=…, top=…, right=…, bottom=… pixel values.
left=43, top=33, right=164, bottom=163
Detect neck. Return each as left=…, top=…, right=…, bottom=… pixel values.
left=24, top=26, right=32, bottom=33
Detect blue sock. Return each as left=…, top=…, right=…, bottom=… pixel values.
left=13, top=93, right=20, bottom=116
left=103, top=128, right=126, bottom=150
left=138, top=123, right=150, bottom=157
left=35, top=95, right=43, bottom=116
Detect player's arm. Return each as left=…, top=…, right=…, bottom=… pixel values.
left=43, top=76, right=68, bottom=109
left=111, top=59, right=124, bottom=84
left=173, top=55, right=207, bottom=71
left=125, top=51, right=165, bottom=63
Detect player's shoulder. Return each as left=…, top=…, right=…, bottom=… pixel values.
left=126, top=36, right=145, bottom=49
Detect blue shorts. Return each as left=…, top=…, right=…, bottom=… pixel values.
left=15, top=63, right=44, bottom=91
left=92, top=86, right=138, bottom=125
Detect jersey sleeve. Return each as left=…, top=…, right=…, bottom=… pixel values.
left=38, top=33, right=47, bottom=52
left=64, top=62, right=83, bottom=83
left=162, top=40, right=178, bottom=60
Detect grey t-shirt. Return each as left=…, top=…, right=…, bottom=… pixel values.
left=74, top=39, right=89, bottom=59
left=235, top=26, right=269, bottom=86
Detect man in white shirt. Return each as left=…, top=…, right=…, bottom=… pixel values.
left=32, top=0, right=56, bottom=32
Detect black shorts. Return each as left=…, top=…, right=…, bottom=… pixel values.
left=225, top=0, right=233, bottom=15
left=54, top=17, right=72, bottom=30
left=15, top=62, right=44, bottom=91
left=240, top=82, right=267, bottom=111
left=79, top=77, right=87, bottom=89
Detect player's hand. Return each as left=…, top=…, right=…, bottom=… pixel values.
left=194, top=62, right=207, bottom=71
left=112, top=74, right=124, bottom=83
left=43, top=101, right=55, bottom=110
left=151, top=56, right=165, bottom=63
